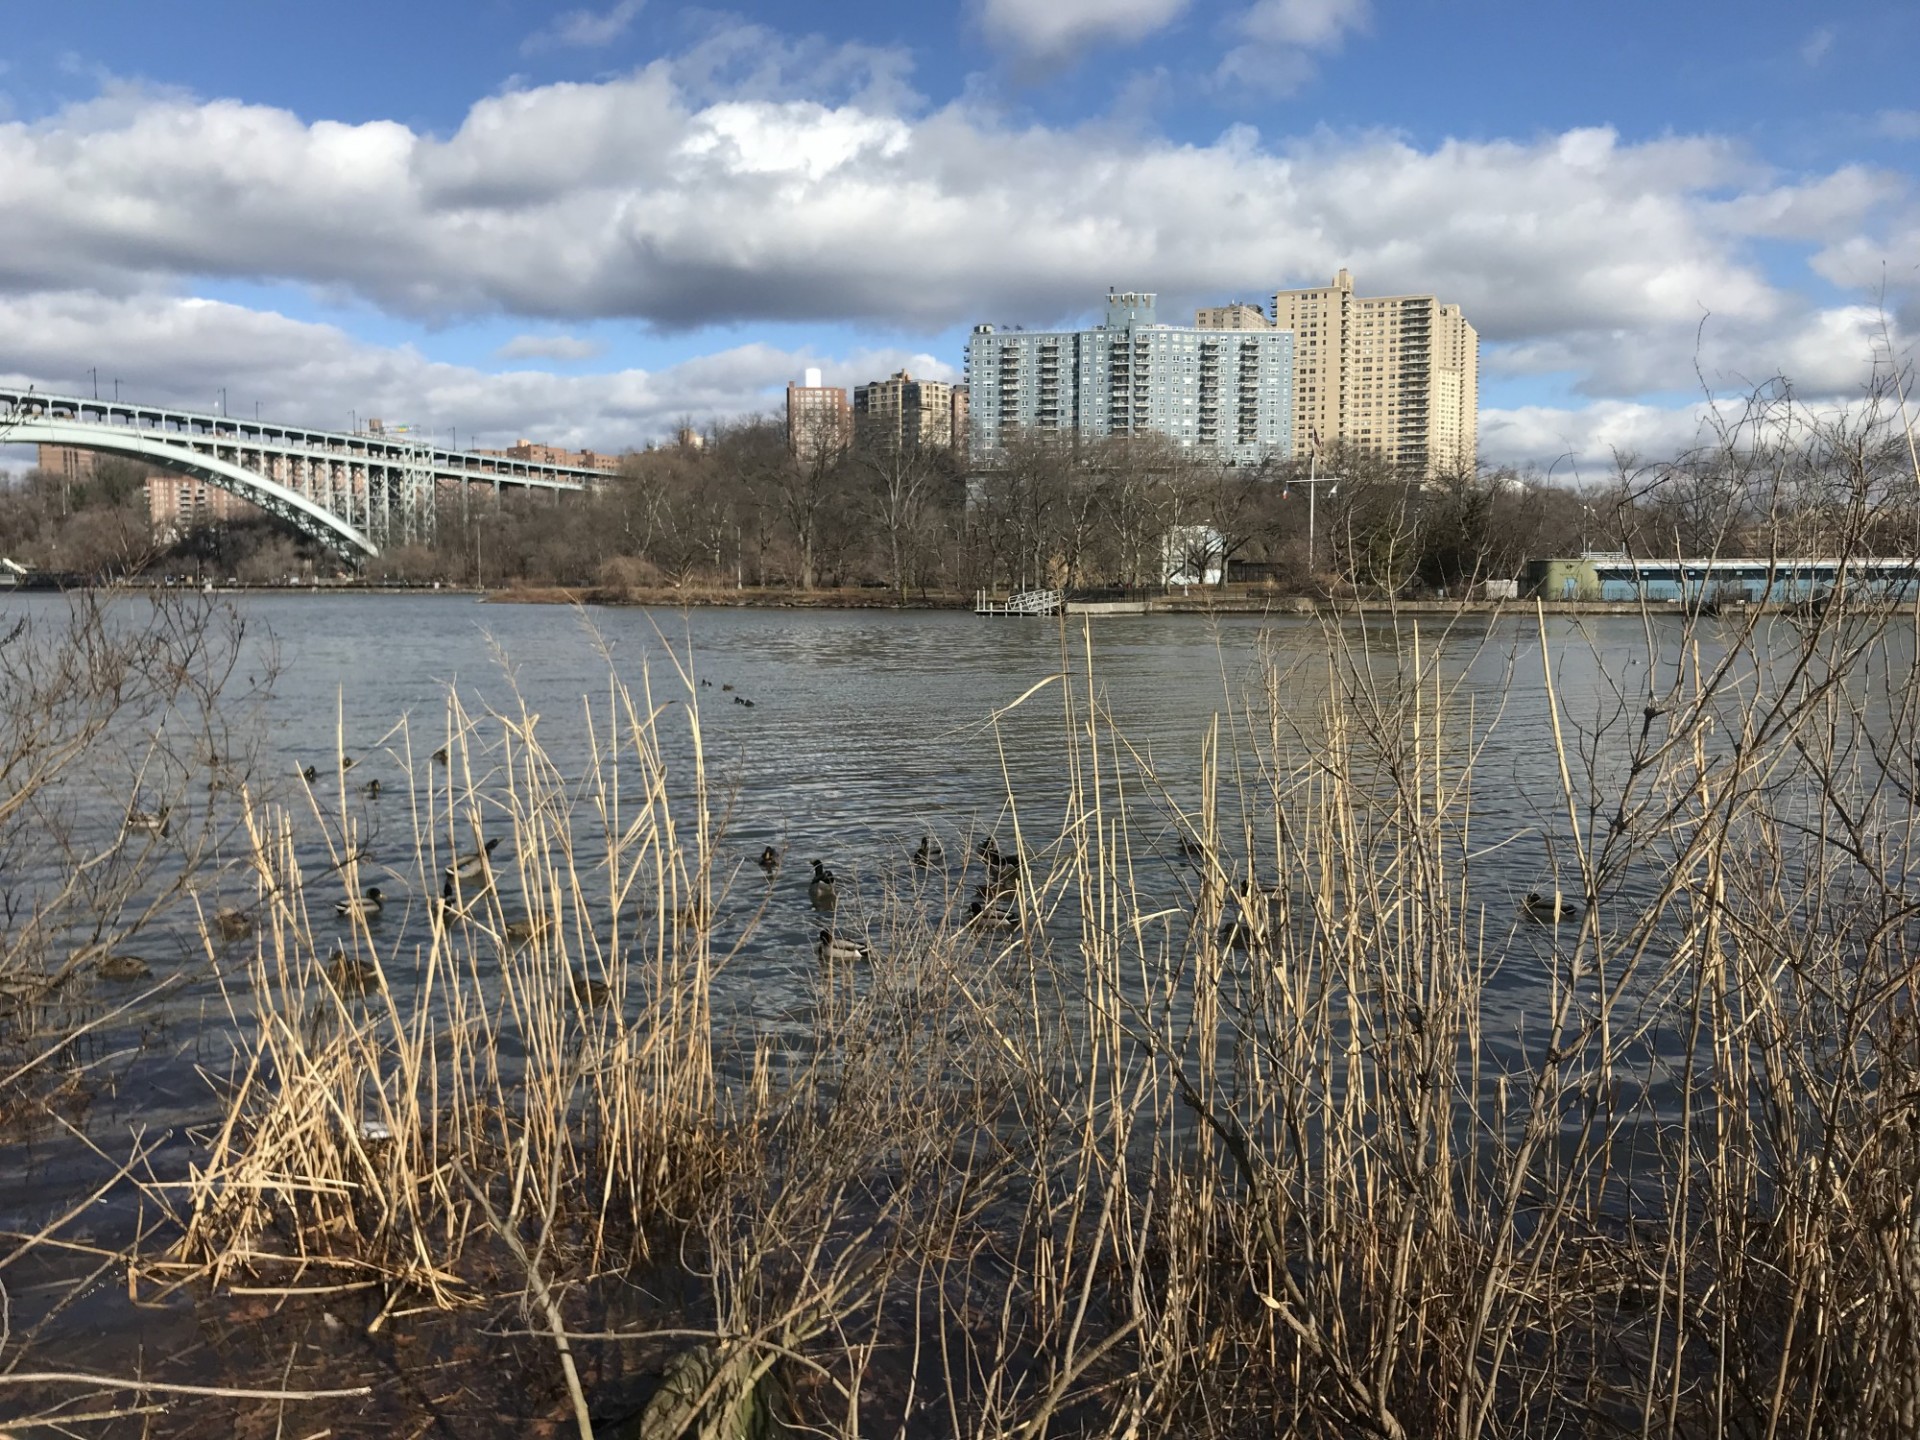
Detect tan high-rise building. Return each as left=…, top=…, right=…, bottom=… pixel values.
left=1270, top=269, right=1478, bottom=477
left=785, top=369, right=852, bottom=464
left=853, top=370, right=960, bottom=454
left=1195, top=303, right=1271, bottom=331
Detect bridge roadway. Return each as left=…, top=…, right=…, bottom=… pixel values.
left=0, top=387, right=607, bottom=561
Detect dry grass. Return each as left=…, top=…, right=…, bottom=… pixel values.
left=5, top=387, right=1920, bottom=1436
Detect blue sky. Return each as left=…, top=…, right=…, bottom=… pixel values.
left=1, top=0, right=1914, bottom=464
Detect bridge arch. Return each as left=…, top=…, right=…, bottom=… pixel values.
left=7, top=418, right=377, bottom=560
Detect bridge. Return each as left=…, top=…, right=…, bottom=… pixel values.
left=0, top=387, right=610, bottom=562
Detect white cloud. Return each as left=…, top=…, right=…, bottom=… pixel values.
left=1799, top=26, right=1834, bottom=66
left=1877, top=109, right=1920, bottom=141
left=1217, top=0, right=1369, bottom=94
left=495, top=333, right=607, bottom=361
left=523, top=0, right=646, bottom=54
left=976, top=0, right=1189, bottom=62
left=0, top=63, right=1909, bottom=463
left=0, top=291, right=940, bottom=452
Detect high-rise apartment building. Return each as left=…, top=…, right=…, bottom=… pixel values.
left=1269, top=269, right=1478, bottom=477
left=853, top=371, right=958, bottom=454
left=785, top=368, right=852, bottom=464
left=1195, top=303, right=1271, bottom=331
left=966, top=292, right=1292, bottom=466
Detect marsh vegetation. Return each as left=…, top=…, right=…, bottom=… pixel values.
left=2, top=389, right=1919, bottom=1437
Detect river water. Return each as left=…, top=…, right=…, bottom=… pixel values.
left=2, top=590, right=1910, bottom=1388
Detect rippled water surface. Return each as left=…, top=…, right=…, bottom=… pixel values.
left=4, top=592, right=1907, bottom=1235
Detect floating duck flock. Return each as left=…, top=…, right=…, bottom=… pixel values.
left=111, top=714, right=1587, bottom=1007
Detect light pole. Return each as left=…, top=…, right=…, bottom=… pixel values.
left=1291, top=451, right=1339, bottom=579
left=218, top=387, right=227, bottom=417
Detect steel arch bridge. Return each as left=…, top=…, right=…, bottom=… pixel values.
left=0, top=388, right=606, bottom=563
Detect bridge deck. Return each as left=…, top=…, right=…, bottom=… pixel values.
left=0, top=388, right=605, bottom=489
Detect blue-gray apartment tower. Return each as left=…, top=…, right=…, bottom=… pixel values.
left=965, top=292, right=1293, bottom=466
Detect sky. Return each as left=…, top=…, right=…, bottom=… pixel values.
left=0, top=0, right=1915, bottom=473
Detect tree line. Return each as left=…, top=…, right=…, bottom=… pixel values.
left=4, top=381, right=1912, bottom=598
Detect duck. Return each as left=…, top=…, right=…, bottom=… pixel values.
left=335, top=886, right=385, bottom=920
left=301, top=764, right=319, bottom=784
left=1217, top=913, right=1267, bottom=950
left=1521, top=890, right=1582, bottom=925
left=1176, top=832, right=1207, bottom=862
left=124, top=807, right=171, bottom=838
left=431, top=746, right=449, bottom=766
left=674, top=900, right=712, bottom=930
left=443, top=836, right=501, bottom=895
left=978, top=838, right=1021, bottom=877
left=504, top=916, right=548, bottom=947
left=571, top=972, right=613, bottom=1008
left=340, top=756, right=356, bottom=772
left=807, top=860, right=837, bottom=911
left=362, top=778, right=382, bottom=799
left=95, top=953, right=153, bottom=981
left=816, top=930, right=871, bottom=965
left=966, top=899, right=1016, bottom=932
left=324, top=950, right=382, bottom=995
left=721, top=683, right=734, bottom=692
left=912, top=836, right=943, bottom=868
left=213, top=907, right=254, bottom=942
left=733, top=695, right=755, bottom=708
left=758, top=845, right=781, bottom=874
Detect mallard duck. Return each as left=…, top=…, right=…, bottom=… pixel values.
left=571, top=972, right=612, bottom=1008
left=301, top=764, right=319, bottom=784
left=1217, top=914, right=1267, bottom=950
left=807, top=860, right=837, bottom=911
left=96, top=953, right=152, bottom=981
left=967, top=898, right=1016, bottom=932
left=443, top=836, right=501, bottom=895
left=674, top=900, right=712, bottom=930
left=816, top=930, right=870, bottom=965
left=978, top=838, right=1021, bottom=877
left=721, top=683, right=734, bottom=692
left=213, top=907, right=254, bottom=942
left=1176, top=832, right=1207, bottom=862
left=336, top=886, right=385, bottom=919
left=733, top=695, right=755, bottom=708
left=758, top=845, right=781, bottom=874
left=503, top=915, right=547, bottom=946
left=340, top=756, right=356, bottom=772
left=362, top=778, right=382, bottom=798
left=431, top=746, right=448, bottom=766
left=324, top=950, right=382, bottom=995
left=124, top=807, right=171, bottom=838
left=912, top=836, right=943, bottom=868
left=1521, top=891, right=1581, bottom=924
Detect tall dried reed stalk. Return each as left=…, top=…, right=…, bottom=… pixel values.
left=101, top=389, right=1920, bottom=1437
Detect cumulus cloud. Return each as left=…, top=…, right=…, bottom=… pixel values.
left=0, top=291, right=938, bottom=452
left=523, top=0, right=646, bottom=54
left=975, top=0, right=1190, bottom=62
left=495, top=333, right=607, bottom=362
left=0, top=61, right=1909, bottom=462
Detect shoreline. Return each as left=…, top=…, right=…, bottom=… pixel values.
left=3, top=579, right=1880, bottom=618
